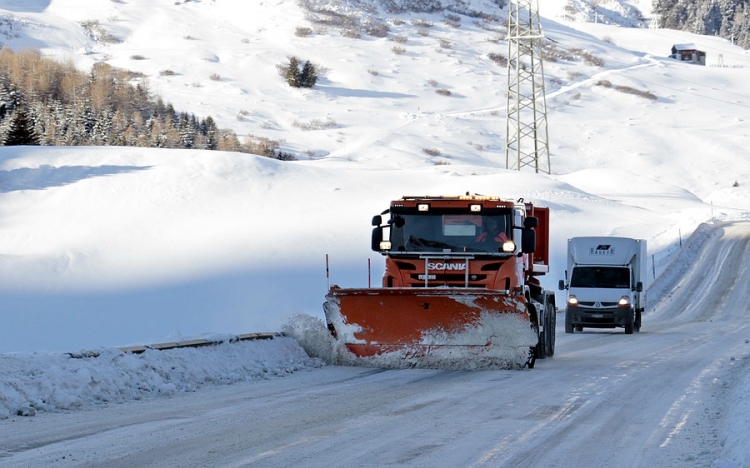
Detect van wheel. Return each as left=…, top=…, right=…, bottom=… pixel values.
left=625, top=309, right=635, bottom=334
left=634, top=310, right=642, bottom=332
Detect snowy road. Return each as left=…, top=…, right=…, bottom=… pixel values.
left=2, top=224, right=750, bottom=467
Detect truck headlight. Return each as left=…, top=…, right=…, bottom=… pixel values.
left=618, top=295, right=631, bottom=307
left=567, top=295, right=578, bottom=306
left=502, top=240, right=515, bottom=253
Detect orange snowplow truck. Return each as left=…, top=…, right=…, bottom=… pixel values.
left=323, top=195, right=555, bottom=369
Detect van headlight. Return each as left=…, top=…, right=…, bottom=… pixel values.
left=567, top=295, right=578, bottom=306
left=618, top=296, right=631, bottom=307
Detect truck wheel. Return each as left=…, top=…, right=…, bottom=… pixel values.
left=527, top=347, right=536, bottom=369
left=535, top=331, right=547, bottom=360
left=546, top=302, right=556, bottom=357
left=530, top=303, right=546, bottom=360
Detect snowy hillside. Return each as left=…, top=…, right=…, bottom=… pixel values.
left=0, top=0, right=748, bottom=353
left=1, top=1, right=750, bottom=466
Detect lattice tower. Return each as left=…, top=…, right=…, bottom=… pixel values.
left=505, top=0, right=551, bottom=174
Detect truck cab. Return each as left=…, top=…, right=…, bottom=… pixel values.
left=370, top=195, right=548, bottom=291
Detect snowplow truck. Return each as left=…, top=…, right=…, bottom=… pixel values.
left=323, top=195, right=555, bottom=369
left=558, top=237, right=647, bottom=334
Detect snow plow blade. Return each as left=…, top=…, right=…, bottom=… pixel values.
left=323, top=287, right=539, bottom=370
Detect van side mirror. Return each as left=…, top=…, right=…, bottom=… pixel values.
left=635, top=281, right=643, bottom=292
left=558, top=280, right=566, bottom=291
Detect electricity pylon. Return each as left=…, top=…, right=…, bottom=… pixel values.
left=506, top=0, right=551, bottom=174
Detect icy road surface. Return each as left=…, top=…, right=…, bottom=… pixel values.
left=2, top=223, right=750, bottom=467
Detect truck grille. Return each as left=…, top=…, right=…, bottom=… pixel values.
left=408, top=273, right=488, bottom=286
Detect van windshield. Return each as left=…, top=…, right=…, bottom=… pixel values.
left=570, top=266, right=630, bottom=289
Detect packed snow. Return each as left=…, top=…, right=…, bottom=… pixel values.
left=0, top=0, right=749, bottom=466
left=0, top=335, right=323, bottom=417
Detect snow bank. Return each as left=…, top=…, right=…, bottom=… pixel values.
left=0, top=337, right=323, bottom=418
left=713, top=353, right=750, bottom=468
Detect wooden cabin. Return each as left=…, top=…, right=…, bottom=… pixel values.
left=670, top=44, right=706, bottom=65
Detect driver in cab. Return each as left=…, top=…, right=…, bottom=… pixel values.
left=477, top=217, right=508, bottom=243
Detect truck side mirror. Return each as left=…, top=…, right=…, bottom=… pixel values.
left=371, top=227, right=383, bottom=251
left=521, top=228, right=536, bottom=253
left=635, top=281, right=643, bottom=292
left=558, top=280, right=566, bottom=291
left=524, top=216, right=538, bottom=228
left=372, top=215, right=382, bottom=226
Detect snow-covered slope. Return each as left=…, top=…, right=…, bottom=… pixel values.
left=0, top=0, right=748, bottom=352
left=1, top=1, right=750, bottom=466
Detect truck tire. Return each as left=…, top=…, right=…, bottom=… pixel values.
left=536, top=331, right=547, bottom=360
left=530, top=303, right=547, bottom=360
left=546, top=302, right=556, bottom=357
left=527, top=347, right=536, bottom=369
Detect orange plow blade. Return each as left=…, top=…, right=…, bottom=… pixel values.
left=323, top=288, right=539, bottom=370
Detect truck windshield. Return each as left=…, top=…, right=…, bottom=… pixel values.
left=389, top=211, right=512, bottom=254
left=570, top=266, right=630, bottom=289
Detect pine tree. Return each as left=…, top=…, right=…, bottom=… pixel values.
left=179, top=112, right=196, bottom=149
left=201, top=116, right=219, bottom=150
left=285, top=56, right=301, bottom=88
left=299, top=61, right=318, bottom=88
left=4, top=107, right=40, bottom=145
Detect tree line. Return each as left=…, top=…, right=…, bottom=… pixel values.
left=655, top=0, right=750, bottom=49
left=0, top=47, right=280, bottom=155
